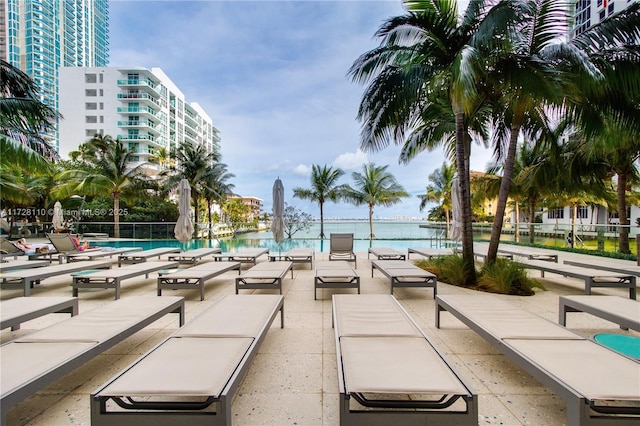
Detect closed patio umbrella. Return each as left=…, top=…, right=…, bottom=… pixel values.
left=271, top=178, right=285, bottom=254
left=52, top=201, right=64, bottom=231
left=174, top=179, right=194, bottom=243
left=449, top=176, right=463, bottom=242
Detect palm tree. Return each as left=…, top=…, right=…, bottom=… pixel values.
left=292, top=164, right=345, bottom=239
left=341, top=163, right=409, bottom=238
left=349, top=0, right=518, bottom=284
left=201, top=162, right=235, bottom=237
left=55, top=136, right=149, bottom=238
left=418, top=162, right=456, bottom=236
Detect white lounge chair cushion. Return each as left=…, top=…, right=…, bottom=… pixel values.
left=177, top=295, right=283, bottom=338
left=98, top=337, right=253, bottom=397
left=334, top=295, right=421, bottom=337
left=340, top=336, right=468, bottom=395
left=1, top=297, right=75, bottom=323
left=1, top=342, right=96, bottom=394
left=439, top=295, right=580, bottom=340
left=562, top=295, right=640, bottom=322
left=507, top=338, right=640, bottom=400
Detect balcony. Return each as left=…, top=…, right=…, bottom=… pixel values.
left=117, top=79, right=161, bottom=96
left=117, top=120, right=162, bottom=135
left=116, top=92, right=160, bottom=107
left=116, top=106, right=158, bottom=118
left=117, top=134, right=156, bottom=143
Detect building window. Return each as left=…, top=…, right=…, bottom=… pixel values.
left=577, top=206, right=589, bottom=219
left=85, top=102, right=97, bottom=110
left=86, top=116, right=97, bottom=123
left=99, top=102, right=104, bottom=110
left=85, top=89, right=97, bottom=96
left=99, top=89, right=104, bottom=96
left=86, top=129, right=97, bottom=137
left=99, top=116, right=104, bottom=123
left=600, top=10, right=606, bottom=19
left=548, top=208, right=564, bottom=219
left=99, top=73, right=103, bottom=83
left=608, top=2, right=614, bottom=14
left=85, top=73, right=97, bottom=83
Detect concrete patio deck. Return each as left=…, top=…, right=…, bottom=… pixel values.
left=1, top=247, right=638, bottom=425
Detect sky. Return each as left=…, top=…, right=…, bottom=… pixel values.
left=109, top=0, right=489, bottom=219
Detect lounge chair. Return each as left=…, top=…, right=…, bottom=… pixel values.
left=0, top=259, right=50, bottom=272
left=333, top=294, right=478, bottom=425
left=167, top=247, right=222, bottom=264
left=563, top=258, right=640, bottom=277
left=1, top=259, right=112, bottom=297
left=435, top=294, right=640, bottom=426
left=235, top=261, right=293, bottom=294
left=517, top=259, right=637, bottom=299
left=90, top=294, right=283, bottom=426
left=46, top=232, right=100, bottom=257
left=407, top=247, right=453, bottom=259
left=46, top=233, right=140, bottom=263
left=71, top=260, right=180, bottom=299
left=214, top=247, right=269, bottom=265
left=329, top=233, right=356, bottom=267
left=559, top=295, right=640, bottom=332
left=0, top=237, right=26, bottom=259
left=1, top=296, right=185, bottom=426
left=269, top=247, right=314, bottom=269
left=496, top=244, right=558, bottom=262
left=314, top=261, right=360, bottom=300
left=367, top=247, right=406, bottom=261
left=66, top=246, right=143, bottom=262
left=1, top=296, right=78, bottom=331
left=371, top=260, right=437, bottom=296
left=117, top=247, right=181, bottom=266
left=157, top=261, right=242, bottom=300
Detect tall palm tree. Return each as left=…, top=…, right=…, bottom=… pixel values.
left=55, top=136, right=149, bottom=238
left=292, top=164, right=345, bottom=239
left=202, top=162, right=235, bottom=237
left=349, top=0, right=518, bottom=284
left=341, top=163, right=409, bottom=238
left=418, top=162, right=456, bottom=235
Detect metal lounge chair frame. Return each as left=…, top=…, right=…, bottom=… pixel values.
left=559, top=295, right=640, bottom=332
left=90, top=294, right=283, bottom=426
left=1, top=296, right=185, bottom=426
left=65, top=247, right=143, bottom=262
left=0, top=237, right=26, bottom=259
left=117, top=247, right=181, bottom=266
left=157, top=261, right=242, bottom=300
left=436, top=294, right=640, bottom=426
left=235, top=261, right=293, bottom=294
left=517, top=259, right=637, bottom=299
left=496, top=245, right=559, bottom=262
left=269, top=247, right=314, bottom=269
left=367, top=247, right=406, bottom=261
left=563, top=259, right=640, bottom=277
left=168, top=247, right=223, bottom=264
left=371, top=260, right=437, bottom=297
left=407, top=247, right=453, bottom=260
left=214, top=248, right=269, bottom=265
left=1, top=259, right=112, bottom=296
left=333, top=294, right=478, bottom=426
left=1, top=296, right=78, bottom=331
left=0, top=259, right=50, bottom=272
left=71, top=261, right=180, bottom=299
left=329, top=233, right=357, bottom=267
left=314, top=261, right=360, bottom=300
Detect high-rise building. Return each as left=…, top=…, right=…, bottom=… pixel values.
left=571, top=0, right=639, bottom=37
left=1, top=0, right=109, bottom=151
left=58, top=66, right=219, bottom=176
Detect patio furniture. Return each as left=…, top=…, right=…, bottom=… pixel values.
left=333, top=294, right=478, bottom=426
left=90, top=294, right=283, bottom=426
left=157, top=261, right=242, bottom=300
left=563, top=258, right=640, bottom=277
left=0, top=237, right=26, bottom=259
left=117, top=247, right=181, bottom=266
left=1, top=296, right=185, bottom=426
left=1, top=259, right=112, bottom=297
left=66, top=247, right=143, bottom=262
left=0, top=259, right=50, bottom=272
left=407, top=247, right=454, bottom=260
left=329, top=233, right=356, bottom=267
left=559, top=295, right=640, bottom=332
left=168, top=247, right=223, bottom=264
left=314, top=261, right=360, bottom=300
left=371, top=260, right=437, bottom=297
left=235, top=261, right=293, bottom=294
left=496, top=244, right=559, bottom=262
left=1, top=296, right=78, bottom=331
left=435, top=294, right=640, bottom=426
left=367, top=247, right=406, bottom=261
left=214, top=247, right=269, bottom=265
left=517, top=259, right=637, bottom=299
left=269, top=247, right=314, bottom=269
left=71, top=261, right=180, bottom=299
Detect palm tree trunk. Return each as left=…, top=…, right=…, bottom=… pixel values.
left=617, top=173, right=630, bottom=254
left=368, top=204, right=375, bottom=238
left=445, top=208, right=450, bottom=239
left=454, top=111, right=476, bottom=285
left=113, top=195, right=120, bottom=238
left=192, top=194, right=198, bottom=239
left=487, top=122, right=520, bottom=265
left=514, top=201, right=520, bottom=243
left=528, top=199, right=536, bottom=245
left=319, top=201, right=325, bottom=239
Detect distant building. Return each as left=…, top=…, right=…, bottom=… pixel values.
left=58, top=66, right=219, bottom=176
left=571, top=0, right=639, bottom=37
left=229, top=195, right=263, bottom=221
left=1, top=0, right=109, bottom=151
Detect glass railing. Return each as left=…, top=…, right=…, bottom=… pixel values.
left=116, top=106, right=158, bottom=116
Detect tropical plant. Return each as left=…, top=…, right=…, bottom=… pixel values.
left=477, top=258, right=544, bottom=296
left=418, top=162, right=456, bottom=235
left=201, top=162, right=235, bottom=238
left=282, top=204, right=313, bottom=238
left=341, top=163, right=409, bottom=238
left=223, top=198, right=250, bottom=236
left=54, top=135, right=149, bottom=238
left=292, top=164, right=345, bottom=239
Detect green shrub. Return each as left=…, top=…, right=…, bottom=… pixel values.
left=415, top=255, right=473, bottom=289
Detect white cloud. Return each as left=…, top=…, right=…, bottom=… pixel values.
left=332, top=150, right=369, bottom=171
left=293, top=164, right=312, bottom=176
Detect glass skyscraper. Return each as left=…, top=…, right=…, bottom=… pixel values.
left=1, top=0, right=109, bottom=151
